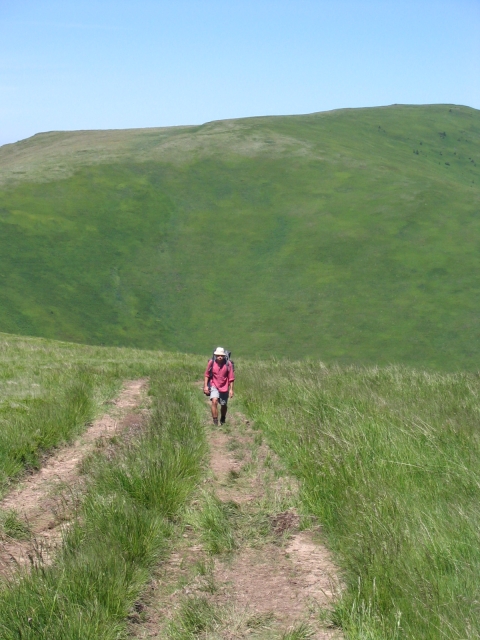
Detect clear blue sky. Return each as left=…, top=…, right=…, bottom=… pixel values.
left=1, top=0, right=479, bottom=146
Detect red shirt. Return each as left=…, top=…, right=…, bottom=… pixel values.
left=205, top=359, right=235, bottom=393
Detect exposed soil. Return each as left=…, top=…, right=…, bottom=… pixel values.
left=0, top=378, right=148, bottom=577
left=130, top=402, right=343, bottom=639
left=213, top=539, right=339, bottom=631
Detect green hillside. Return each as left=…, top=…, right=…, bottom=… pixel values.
left=0, top=104, right=479, bottom=369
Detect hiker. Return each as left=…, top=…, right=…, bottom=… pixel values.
left=204, top=347, right=235, bottom=426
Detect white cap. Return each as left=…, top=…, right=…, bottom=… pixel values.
left=214, top=347, right=226, bottom=356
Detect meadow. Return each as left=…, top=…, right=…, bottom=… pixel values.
left=239, top=359, right=480, bottom=639
left=0, top=104, right=479, bottom=370
left=0, top=332, right=186, bottom=497
left=0, top=333, right=478, bottom=638
left=0, top=333, right=207, bottom=638
left=0, top=102, right=479, bottom=638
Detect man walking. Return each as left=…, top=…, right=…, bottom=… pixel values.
left=204, top=347, right=235, bottom=426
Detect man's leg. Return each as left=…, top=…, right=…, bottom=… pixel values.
left=219, top=392, right=229, bottom=424
left=220, top=403, right=227, bottom=423
left=209, top=387, right=220, bottom=425
left=211, top=397, right=219, bottom=425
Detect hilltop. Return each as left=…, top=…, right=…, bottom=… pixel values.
left=0, top=104, right=479, bottom=369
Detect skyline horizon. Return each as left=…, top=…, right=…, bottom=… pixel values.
left=3, top=100, right=479, bottom=147
left=1, top=1, right=479, bottom=147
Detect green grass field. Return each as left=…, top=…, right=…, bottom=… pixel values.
left=0, top=332, right=202, bottom=496
left=0, top=336, right=205, bottom=640
left=0, top=335, right=478, bottom=638
left=1, top=104, right=479, bottom=370
left=0, top=104, right=479, bottom=637
left=238, top=359, right=480, bottom=639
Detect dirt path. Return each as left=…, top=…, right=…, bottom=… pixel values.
left=130, top=403, right=342, bottom=639
left=0, top=378, right=148, bottom=577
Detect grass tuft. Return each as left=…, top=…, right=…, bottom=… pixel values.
left=0, top=508, right=30, bottom=540
left=168, top=596, right=220, bottom=638
left=197, top=493, right=237, bottom=554
left=281, top=622, right=314, bottom=639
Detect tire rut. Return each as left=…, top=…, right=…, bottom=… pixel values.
left=130, top=402, right=343, bottom=639
left=0, top=378, right=148, bottom=577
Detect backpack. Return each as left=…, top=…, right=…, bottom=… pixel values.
left=207, top=350, right=235, bottom=382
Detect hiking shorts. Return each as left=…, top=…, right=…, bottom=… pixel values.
left=210, top=386, right=229, bottom=405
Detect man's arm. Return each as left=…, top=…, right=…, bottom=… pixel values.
left=204, top=375, right=210, bottom=394
left=229, top=380, right=234, bottom=398
left=204, top=360, right=212, bottom=394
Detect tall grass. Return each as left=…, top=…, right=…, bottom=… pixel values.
left=0, top=367, right=94, bottom=492
left=0, top=363, right=206, bottom=639
left=0, top=333, right=204, bottom=495
left=238, top=360, right=480, bottom=639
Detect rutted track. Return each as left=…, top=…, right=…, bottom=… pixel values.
left=0, top=378, right=148, bottom=577
left=130, top=401, right=343, bottom=639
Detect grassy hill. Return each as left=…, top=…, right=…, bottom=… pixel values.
left=0, top=104, right=479, bottom=369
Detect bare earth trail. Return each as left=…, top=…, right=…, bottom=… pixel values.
left=131, top=399, right=343, bottom=639
left=0, top=378, right=148, bottom=577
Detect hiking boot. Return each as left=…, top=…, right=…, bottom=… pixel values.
left=213, top=418, right=218, bottom=426
left=220, top=417, right=226, bottom=425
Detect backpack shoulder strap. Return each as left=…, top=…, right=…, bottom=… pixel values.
left=207, top=359, right=214, bottom=378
